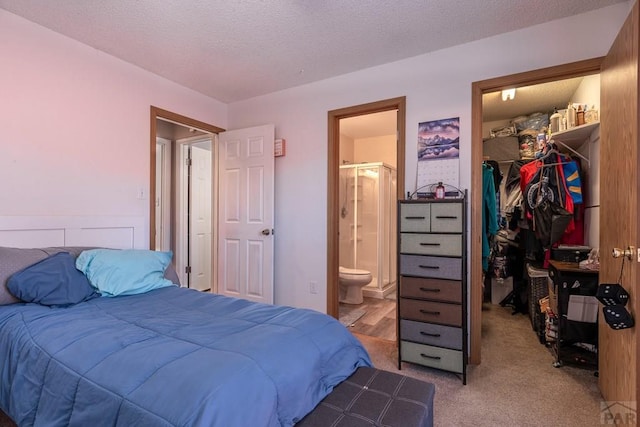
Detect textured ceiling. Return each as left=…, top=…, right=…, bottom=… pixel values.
left=0, top=0, right=627, bottom=103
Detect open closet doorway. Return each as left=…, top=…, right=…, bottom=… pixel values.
left=470, top=12, right=640, bottom=402
left=150, top=107, right=224, bottom=290
left=327, top=97, right=406, bottom=342
left=469, top=58, right=603, bottom=366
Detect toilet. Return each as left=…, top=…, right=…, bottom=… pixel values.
left=339, top=266, right=373, bottom=304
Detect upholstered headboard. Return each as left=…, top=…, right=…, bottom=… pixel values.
left=0, top=216, right=146, bottom=249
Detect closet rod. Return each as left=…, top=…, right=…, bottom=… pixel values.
left=541, top=161, right=573, bottom=167
left=551, top=138, right=590, bottom=165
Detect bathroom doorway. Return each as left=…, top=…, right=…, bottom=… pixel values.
left=327, top=97, right=406, bottom=342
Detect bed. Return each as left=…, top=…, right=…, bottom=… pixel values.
left=0, top=217, right=435, bottom=426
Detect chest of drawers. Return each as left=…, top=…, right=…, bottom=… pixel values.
left=397, top=196, right=467, bottom=384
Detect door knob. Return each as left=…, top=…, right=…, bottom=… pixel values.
left=612, top=246, right=635, bottom=260
left=261, top=229, right=271, bottom=236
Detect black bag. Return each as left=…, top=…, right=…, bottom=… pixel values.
left=532, top=199, right=572, bottom=249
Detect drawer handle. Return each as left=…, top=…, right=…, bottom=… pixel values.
left=419, top=242, right=441, bottom=246
left=420, top=331, right=441, bottom=338
left=420, top=353, right=441, bottom=360
left=419, top=265, right=439, bottom=270
left=419, top=287, right=441, bottom=293
left=405, top=216, right=426, bottom=220
left=420, top=309, right=440, bottom=316
left=435, top=215, right=458, bottom=219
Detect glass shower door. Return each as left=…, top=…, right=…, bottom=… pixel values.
left=356, top=166, right=380, bottom=284
left=339, top=167, right=356, bottom=269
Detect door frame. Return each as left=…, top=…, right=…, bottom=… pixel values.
left=469, top=58, right=603, bottom=364
left=149, top=107, right=224, bottom=261
left=155, top=137, right=172, bottom=252
left=327, top=97, right=406, bottom=318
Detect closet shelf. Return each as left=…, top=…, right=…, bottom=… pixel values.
left=551, top=121, right=599, bottom=149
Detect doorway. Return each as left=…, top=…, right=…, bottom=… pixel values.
left=149, top=107, right=224, bottom=289
left=177, top=137, right=214, bottom=291
left=469, top=58, right=603, bottom=364
left=327, top=97, right=407, bottom=332
left=337, top=111, right=398, bottom=340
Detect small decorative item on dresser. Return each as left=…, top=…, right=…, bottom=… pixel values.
left=435, top=182, right=445, bottom=199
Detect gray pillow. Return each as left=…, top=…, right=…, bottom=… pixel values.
left=164, top=263, right=181, bottom=286
left=0, top=247, right=51, bottom=305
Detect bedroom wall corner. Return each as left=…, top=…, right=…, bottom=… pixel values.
left=0, top=9, right=228, bottom=239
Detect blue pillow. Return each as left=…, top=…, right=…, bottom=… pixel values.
left=76, top=249, right=175, bottom=297
left=7, top=252, right=100, bottom=307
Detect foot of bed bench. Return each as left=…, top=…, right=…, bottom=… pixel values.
left=0, top=408, right=16, bottom=427
left=297, top=367, right=435, bottom=427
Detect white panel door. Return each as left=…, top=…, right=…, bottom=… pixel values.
left=190, top=141, right=213, bottom=291
left=218, top=125, right=274, bottom=304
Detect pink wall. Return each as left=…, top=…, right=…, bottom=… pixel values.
left=0, top=10, right=227, bottom=232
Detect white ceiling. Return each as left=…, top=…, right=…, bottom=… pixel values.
left=0, top=0, right=626, bottom=104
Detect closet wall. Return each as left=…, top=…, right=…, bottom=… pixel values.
left=573, top=75, right=601, bottom=247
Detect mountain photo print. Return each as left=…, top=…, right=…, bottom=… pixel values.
left=418, top=117, right=460, bottom=160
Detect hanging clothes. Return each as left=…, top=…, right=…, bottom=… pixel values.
left=484, top=159, right=503, bottom=226
left=519, top=152, right=579, bottom=258
left=482, top=163, right=498, bottom=271
left=562, top=158, right=583, bottom=204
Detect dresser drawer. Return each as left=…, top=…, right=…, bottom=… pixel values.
left=399, top=298, right=462, bottom=327
left=400, top=233, right=462, bottom=257
left=399, top=203, right=431, bottom=232
left=400, top=319, right=462, bottom=350
left=400, top=255, right=461, bottom=280
left=400, top=276, right=462, bottom=303
left=400, top=341, right=463, bottom=373
left=430, top=203, right=463, bottom=233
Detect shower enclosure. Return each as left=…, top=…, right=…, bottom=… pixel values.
left=339, top=162, right=397, bottom=299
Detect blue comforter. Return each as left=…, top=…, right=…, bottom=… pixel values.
left=0, top=287, right=371, bottom=426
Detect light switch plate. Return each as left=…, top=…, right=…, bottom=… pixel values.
left=274, top=138, right=286, bottom=157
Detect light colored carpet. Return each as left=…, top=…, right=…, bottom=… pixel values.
left=339, top=308, right=366, bottom=327
left=354, top=304, right=602, bottom=427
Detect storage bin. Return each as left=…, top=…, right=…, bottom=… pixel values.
left=526, top=264, right=549, bottom=328
left=535, top=299, right=547, bottom=344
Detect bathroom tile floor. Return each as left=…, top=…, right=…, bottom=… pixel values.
left=339, top=296, right=396, bottom=341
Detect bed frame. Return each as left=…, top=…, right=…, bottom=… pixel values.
left=0, top=216, right=145, bottom=249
